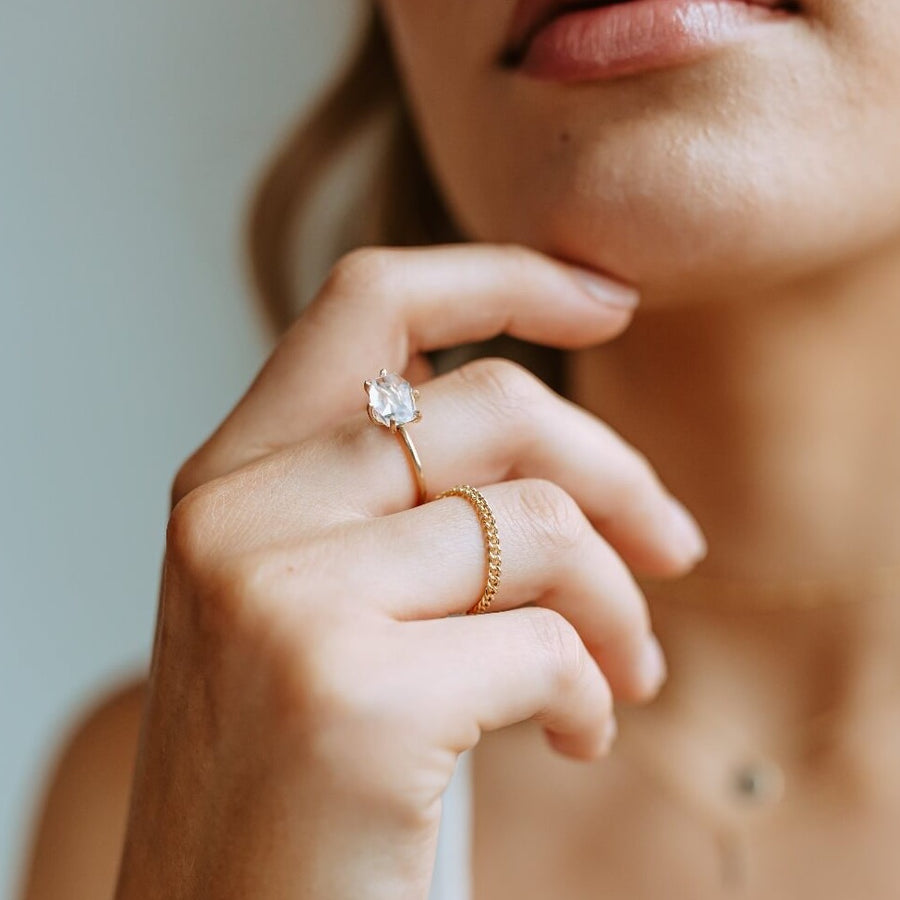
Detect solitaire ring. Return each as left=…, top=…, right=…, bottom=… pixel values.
left=364, top=368, right=427, bottom=506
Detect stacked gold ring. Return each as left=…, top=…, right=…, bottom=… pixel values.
left=436, top=484, right=502, bottom=615
left=364, top=370, right=502, bottom=615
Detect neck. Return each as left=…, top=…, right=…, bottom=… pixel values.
left=567, top=242, right=900, bottom=581
left=565, top=241, right=900, bottom=775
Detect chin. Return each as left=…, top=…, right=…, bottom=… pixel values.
left=384, top=0, right=900, bottom=307
left=457, top=164, right=900, bottom=308
left=527, top=195, right=897, bottom=308
left=447, top=104, right=900, bottom=307
left=418, top=23, right=900, bottom=307
left=520, top=166, right=831, bottom=308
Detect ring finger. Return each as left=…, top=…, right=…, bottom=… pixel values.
left=310, top=478, right=666, bottom=704
left=254, top=355, right=706, bottom=578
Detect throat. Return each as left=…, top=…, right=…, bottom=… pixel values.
left=638, top=579, right=900, bottom=803
left=562, top=247, right=900, bottom=582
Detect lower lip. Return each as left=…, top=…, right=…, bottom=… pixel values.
left=512, top=0, right=793, bottom=82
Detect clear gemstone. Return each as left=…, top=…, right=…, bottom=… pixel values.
left=367, top=371, right=418, bottom=427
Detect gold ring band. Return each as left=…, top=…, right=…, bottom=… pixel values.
left=395, top=423, right=427, bottom=506
left=365, top=369, right=427, bottom=506
left=435, top=484, right=502, bottom=615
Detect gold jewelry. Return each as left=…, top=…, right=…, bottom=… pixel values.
left=435, top=484, right=502, bottom=615
left=638, top=562, right=900, bottom=612
left=364, top=368, right=426, bottom=505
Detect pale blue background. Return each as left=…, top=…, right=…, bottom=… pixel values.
left=0, top=2, right=359, bottom=891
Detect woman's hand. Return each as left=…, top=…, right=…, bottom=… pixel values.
left=114, top=243, right=706, bottom=900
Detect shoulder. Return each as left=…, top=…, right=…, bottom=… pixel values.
left=17, top=678, right=146, bottom=900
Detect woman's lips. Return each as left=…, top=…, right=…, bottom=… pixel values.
left=501, top=0, right=797, bottom=82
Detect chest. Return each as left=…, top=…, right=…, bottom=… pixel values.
left=470, top=723, right=900, bottom=900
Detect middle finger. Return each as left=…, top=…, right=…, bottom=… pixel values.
left=292, top=356, right=707, bottom=577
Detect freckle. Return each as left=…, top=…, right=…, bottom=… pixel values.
left=559, top=130, right=571, bottom=144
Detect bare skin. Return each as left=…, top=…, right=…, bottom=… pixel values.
left=19, top=0, right=900, bottom=897
left=364, top=1, right=900, bottom=889
left=20, top=243, right=705, bottom=900
left=19, top=683, right=144, bottom=900
left=472, top=247, right=900, bottom=899
left=20, top=242, right=900, bottom=900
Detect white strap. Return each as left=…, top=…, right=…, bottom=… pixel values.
left=428, top=747, right=473, bottom=900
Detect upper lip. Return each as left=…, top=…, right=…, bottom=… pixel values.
left=501, top=0, right=793, bottom=64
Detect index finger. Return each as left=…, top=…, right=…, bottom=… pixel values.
left=176, top=243, right=638, bottom=499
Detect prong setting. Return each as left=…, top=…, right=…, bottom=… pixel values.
left=364, top=369, right=427, bottom=505
left=364, top=370, right=420, bottom=429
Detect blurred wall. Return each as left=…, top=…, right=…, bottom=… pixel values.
left=0, top=2, right=357, bottom=891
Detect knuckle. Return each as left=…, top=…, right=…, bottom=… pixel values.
left=514, top=478, right=586, bottom=555
left=165, top=489, right=294, bottom=627
left=165, top=484, right=219, bottom=574
left=492, top=243, right=566, bottom=293
left=191, top=552, right=343, bottom=691
left=208, top=549, right=279, bottom=620
left=494, top=241, right=542, bottom=273
left=454, top=356, right=542, bottom=421
left=323, top=246, right=397, bottom=297
left=521, top=607, right=589, bottom=694
left=186, top=546, right=281, bottom=637
left=214, top=536, right=362, bottom=641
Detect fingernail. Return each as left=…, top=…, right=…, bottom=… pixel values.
left=666, top=495, right=708, bottom=562
left=599, top=713, right=618, bottom=755
left=568, top=266, right=640, bottom=309
left=639, top=634, right=668, bottom=696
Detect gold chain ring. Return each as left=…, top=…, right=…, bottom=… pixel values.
left=435, top=484, right=502, bottom=615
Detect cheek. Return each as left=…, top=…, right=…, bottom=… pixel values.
left=394, top=4, right=900, bottom=301
left=377, top=1, right=500, bottom=99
